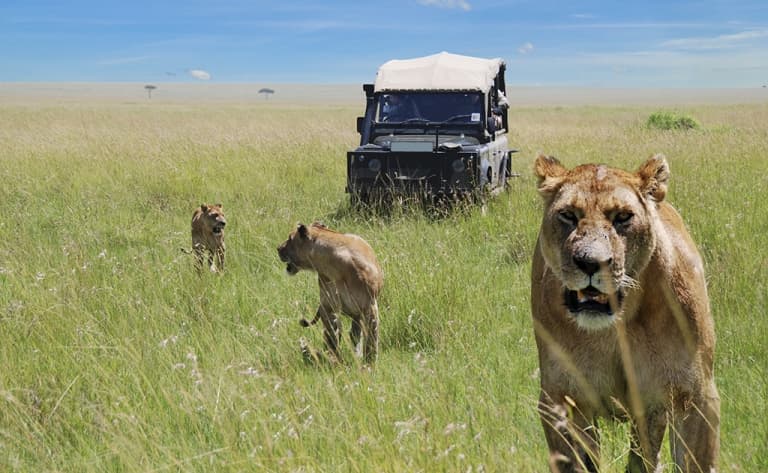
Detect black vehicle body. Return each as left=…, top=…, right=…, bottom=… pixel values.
left=346, top=52, right=515, bottom=202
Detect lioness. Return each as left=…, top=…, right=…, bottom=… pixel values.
left=277, top=222, right=383, bottom=363
left=191, top=203, right=226, bottom=273
left=531, top=154, right=719, bottom=472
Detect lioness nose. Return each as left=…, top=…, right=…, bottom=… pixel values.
left=573, top=256, right=610, bottom=276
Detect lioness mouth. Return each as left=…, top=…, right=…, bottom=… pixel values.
left=285, top=262, right=299, bottom=275
left=213, top=225, right=224, bottom=234
left=565, top=286, right=622, bottom=315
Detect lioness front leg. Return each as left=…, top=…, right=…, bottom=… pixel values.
left=192, top=241, right=205, bottom=272
left=539, top=393, right=600, bottom=473
left=214, top=244, right=225, bottom=272
left=670, top=381, right=720, bottom=472
left=626, top=409, right=667, bottom=473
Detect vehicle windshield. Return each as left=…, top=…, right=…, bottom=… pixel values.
left=377, top=92, right=483, bottom=124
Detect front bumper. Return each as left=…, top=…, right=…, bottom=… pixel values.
left=346, top=150, right=478, bottom=196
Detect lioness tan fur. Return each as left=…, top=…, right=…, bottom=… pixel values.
left=191, top=203, right=226, bottom=273
left=531, top=154, right=720, bottom=472
left=277, top=222, right=383, bottom=363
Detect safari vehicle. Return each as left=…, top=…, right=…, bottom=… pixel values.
left=346, top=52, right=516, bottom=204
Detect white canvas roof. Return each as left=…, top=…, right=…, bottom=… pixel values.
left=373, top=52, right=504, bottom=93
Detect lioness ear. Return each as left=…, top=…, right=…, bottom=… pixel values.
left=215, top=203, right=222, bottom=208
left=533, top=154, right=567, bottom=198
left=637, top=154, right=669, bottom=202
left=297, top=223, right=309, bottom=239
left=200, top=203, right=208, bottom=211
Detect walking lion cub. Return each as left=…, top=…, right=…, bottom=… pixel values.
left=277, top=222, right=383, bottom=363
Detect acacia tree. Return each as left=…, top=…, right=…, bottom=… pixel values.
left=144, top=84, right=157, bottom=99
left=258, top=88, right=275, bottom=100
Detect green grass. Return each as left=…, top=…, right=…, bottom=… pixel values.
left=0, top=101, right=766, bottom=472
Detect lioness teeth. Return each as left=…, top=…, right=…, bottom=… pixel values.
left=577, top=290, right=609, bottom=305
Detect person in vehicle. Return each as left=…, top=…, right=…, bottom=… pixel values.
left=380, top=94, right=418, bottom=122
left=488, top=89, right=508, bottom=132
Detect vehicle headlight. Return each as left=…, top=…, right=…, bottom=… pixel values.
left=368, top=158, right=382, bottom=172
left=451, top=159, right=466, bottom=173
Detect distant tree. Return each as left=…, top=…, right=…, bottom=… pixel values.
left=258, top=88, right=275, bottom=100
left=144, top=84, right=157, bottom=99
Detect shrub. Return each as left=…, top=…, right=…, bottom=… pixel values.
left=646, top=110, right=701, bottom=130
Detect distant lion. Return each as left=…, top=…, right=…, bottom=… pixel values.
left=190, top=203, right=226, bottom=273
left=531, top=154, right=719, bottom=472
left=277, top=222, right=383, bottom=363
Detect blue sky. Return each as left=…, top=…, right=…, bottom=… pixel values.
left=2, top=0, right=767, bottom=87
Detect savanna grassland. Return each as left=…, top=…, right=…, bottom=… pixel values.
left=0, top=95, right=766, bottom=472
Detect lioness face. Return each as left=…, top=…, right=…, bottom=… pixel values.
left=277, top=223, right=311, bottom=276
left=202, top=204, right=227, bottom=236
left=536, top=156, right=662, bottom=330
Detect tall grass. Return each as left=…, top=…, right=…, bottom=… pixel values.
left=0, top=100, right=766, bottom=471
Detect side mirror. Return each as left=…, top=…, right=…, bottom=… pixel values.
left=356, top=116, right=365, bottom=134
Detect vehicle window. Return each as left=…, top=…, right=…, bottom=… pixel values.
left=377, top=93, right=483, bottom=123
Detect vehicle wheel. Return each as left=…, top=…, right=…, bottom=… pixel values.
left=350, top=191, right=369, bottom=208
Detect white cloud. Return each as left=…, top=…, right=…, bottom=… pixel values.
left=418, top=0, right=471, bottom=12
left=188, top=69, right=211, bottom=80
left=661, top=29, right=768, bottom=50
left=518, top=42, right=534, bottom=55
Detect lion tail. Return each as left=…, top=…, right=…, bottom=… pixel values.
left=299, top=314, right=321, bottom=327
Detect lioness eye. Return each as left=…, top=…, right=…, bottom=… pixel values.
left=557, top=210, right=578, bottom=225
left=613, top=212, right=633, bottom=225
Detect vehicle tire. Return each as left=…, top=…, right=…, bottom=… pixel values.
left=350, top=191, right=369, bottom=208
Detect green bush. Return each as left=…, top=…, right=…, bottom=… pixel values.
left=646, top=110, right=701, bottom=130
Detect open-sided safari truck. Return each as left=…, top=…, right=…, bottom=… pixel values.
left=346, top=52, right=516, bottom=204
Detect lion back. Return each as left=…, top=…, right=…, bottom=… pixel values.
left=314, top=225, right=383, bottom=295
